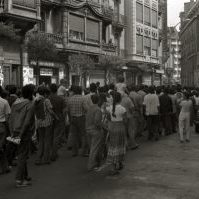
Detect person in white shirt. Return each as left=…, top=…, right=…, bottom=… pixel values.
left=143, top=87, right=160, bottom=141
left=57, top=79, right=67, bottom=97
left=115, top=76, right=127, bottom=95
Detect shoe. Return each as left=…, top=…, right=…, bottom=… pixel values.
left=180, top=140, right=184, bottom=143
left=130, top=145, right=139, bottom=150
left=16, top=180, right=31, bottom=188
left=186, top=139, right=190, bottom=143
left=25, top=177, right=32, bottom=181
left=72, top=154, right=78, bottom=157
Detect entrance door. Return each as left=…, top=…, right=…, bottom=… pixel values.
left=39, top=76, right=51, bottom=86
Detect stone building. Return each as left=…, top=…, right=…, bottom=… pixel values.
left=165, top=27, right=181, bottom=84
left=124, top=0, right=165, bottom=86
left=0, top=0, right=126, bottom=87
left=180, top=0, right=199, bottom=87
left=0, top=0, right=40, bottom=87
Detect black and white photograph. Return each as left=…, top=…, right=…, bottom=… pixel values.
left=0, top=0, right=198, bottom=198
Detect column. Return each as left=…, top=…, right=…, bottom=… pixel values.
left=36, top=0, right=41, bottom=19
left=62, top=8, right=69, bottom=48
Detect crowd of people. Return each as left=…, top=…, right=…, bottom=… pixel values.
left=0, top=76, right=198, bottom=188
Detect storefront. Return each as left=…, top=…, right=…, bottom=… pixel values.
left=29, top=61, right=65, bottom=86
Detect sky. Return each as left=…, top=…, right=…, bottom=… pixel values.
left=168, top=0, right=190, bottom=27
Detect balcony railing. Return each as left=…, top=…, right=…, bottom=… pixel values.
left=41, top=0, right=62, bottom=5
left=102, top=42, right=117, bottom=52
left=26, top=32, right=63, bottom=45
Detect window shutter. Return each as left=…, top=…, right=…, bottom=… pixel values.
left=69, top=14, right=84, bottom=32
left=86, top=19, right=99, bottom=42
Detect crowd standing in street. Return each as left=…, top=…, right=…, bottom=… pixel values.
left=0, top=77, right=197, bottom=188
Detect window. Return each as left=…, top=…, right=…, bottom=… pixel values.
left=69, top=14, right=84, bottom=41
left=144, top=6, right=151, bottom=26
left=136, top=3, right=143, bottom=23
left=144, top=37, right=151, bottom=56
left=136, top=35, right=143, bottom=54
left=152, top=39, right=158, bottom=57
left=86, top=19, right=99, bottom=43
left=152, top=10, right=157, bottom=28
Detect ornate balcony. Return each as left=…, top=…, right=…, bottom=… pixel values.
left=41, top=0, right=62, bottom=6
left=102, top=42, right=117, bottom=52
left=112, top=13, right=126, bottom=29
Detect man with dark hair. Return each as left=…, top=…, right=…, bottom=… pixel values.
left=9, top=84, right=35, bottom=187
left=49, top=84, right=66, bottom=161
left=67, top=86, right=87, bottom=156
left=7, top=85, right=18, bottom=107
left=35, top=86, right=58, bottom=165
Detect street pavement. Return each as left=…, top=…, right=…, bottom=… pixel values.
left=1, top=132, right=199, bottom=199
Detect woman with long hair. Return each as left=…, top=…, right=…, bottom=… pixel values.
left=105, top=92, right=127, bottom=175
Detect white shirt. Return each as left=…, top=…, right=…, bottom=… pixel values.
left=57, top=85, right=67, bottom=96
left=107, top=104, right=126, bottom=122
left=0, top=97, right=11, bottom=122
left=115, top=83, right=126, bottom=95
left=143, top=94, right=159, bottom=116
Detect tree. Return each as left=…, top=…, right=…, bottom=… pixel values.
left=26, top=32, right=58, bottom=85
left=98, top=54, right=124, bottom=84
left=68, top=53, right=95, bottom=86
left=0, top=22, right=21, bottom=42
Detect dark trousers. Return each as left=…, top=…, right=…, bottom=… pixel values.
left=16, top=140, right=30, bottom=181
left=0, top=122, right=8, bottom=173
left=51, top=120, right=65, bottom=160
left=171, top=113, right=177, bottom=133
left=70, top=116, right=86, bottom=155
left=147, top=115, right=159, bottom=140
left=161, top=114, right=172, bottom=135
left=37, top=126, right=53, bottom=163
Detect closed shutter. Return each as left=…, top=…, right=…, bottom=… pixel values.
left=144, top=37, right=151, bottom=47
left=152, top=39, right=158, bottom=50
left=69, top=14, right=84, bottom=32
left=86, top=19, right=99, bottom=42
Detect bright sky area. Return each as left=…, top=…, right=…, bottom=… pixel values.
left=168, top=0, right=190, bottom=27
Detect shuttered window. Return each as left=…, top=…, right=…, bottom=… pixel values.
left=136, top=3, right=143, bottom=23
left=86, top=19, right=99, bottom=43
left=136, top=35, right=143, bottom=54
left=69, top=14, right=84, bottom=33
left=144, top=6, right=151, bottom=26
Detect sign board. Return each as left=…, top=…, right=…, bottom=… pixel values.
left=23, top=66, right=34, bottom=85
left=40, top=68, right=53, bottom=76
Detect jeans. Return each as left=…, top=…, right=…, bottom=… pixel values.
left=146, top=115, right=159, bottom=140
left=16, top=140, right=30, bottom=181
left=179, top=112, right=190, bottom=141
left=70, top=116, right=86, bottom=155
left=37, top=126, right=53, bottom=163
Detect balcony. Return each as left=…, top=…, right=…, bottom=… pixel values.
left=102, top=42, right=117, bottom=52
left=112, top=13, right=126, bottom=29
left=101, top=6, right=113, bottom=21
left=41, top=0, right=62, bottom=6
left=0, top=0, right=40, bottom=33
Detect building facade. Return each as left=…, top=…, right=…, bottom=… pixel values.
left=0, top=0, right=126, bottom=87
left=180, top=0, right=199, bottom=87
left=124, top=0, right=165, bottom=86
left=165, top=27, right=181, bottom=84
left=0, top=0, right=41, bottom=87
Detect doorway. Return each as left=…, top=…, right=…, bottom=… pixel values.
left=39, top=76, right=51, bottom=86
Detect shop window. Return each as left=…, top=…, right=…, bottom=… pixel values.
left=69, top=14, right=84, bottom=41
left=136, top=3, right=143, bottom=23
left=136, top=35, right=143, bottom=54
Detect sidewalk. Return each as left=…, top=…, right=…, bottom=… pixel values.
left=0, top=132, right=199, bottom=199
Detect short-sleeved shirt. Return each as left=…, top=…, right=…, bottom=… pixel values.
left=0, top=97, right=11, bottom=122
left=115, top=83, right=126, bottom=95
left=121, top=95, right=134, bottom=118
left=107, top=104, right=126, bottom=122
left=36, top=98, right=53, bottom=128
left=57, top=85, right=67, bottom=96
left=67, top=95, right=86, bottom=117
left=180, top=100, right=193, bottom=113
left=143, top=94, right=159, bottom=116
